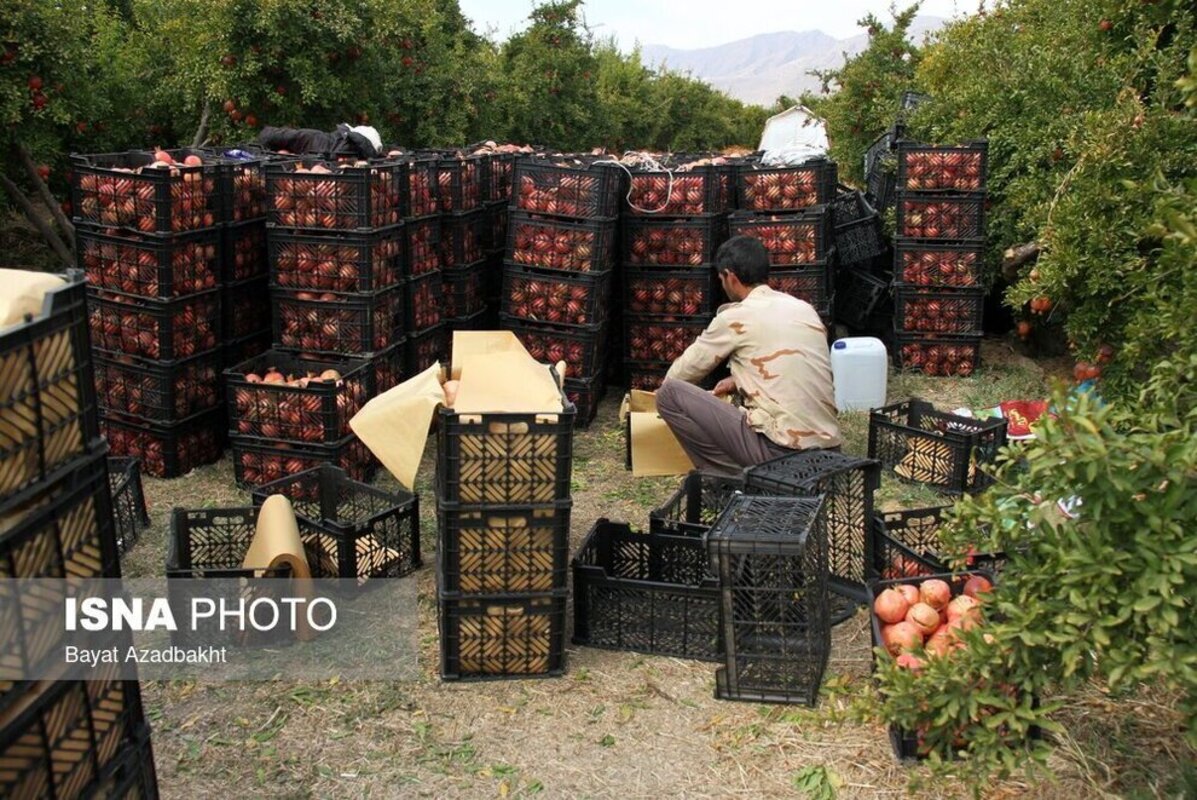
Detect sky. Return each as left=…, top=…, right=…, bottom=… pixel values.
left=456, top=0, right=969, bottom=50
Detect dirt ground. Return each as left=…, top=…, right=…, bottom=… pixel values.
left=124, top=340, right=1195, bottom=799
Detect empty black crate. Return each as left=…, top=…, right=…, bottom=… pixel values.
left=835, top=267, right=892, bottom=331
left=222, top=219, right=268, bottom=282
left=502, top=265, right=613, bottom=328
left=745, top=450, right=881, bottom=598
left=564, top=375, right=604, bottom=429
left=438, top=590, right=567, bottom=681
left=1, top=271, right=102, bottom=513
left=894, top=240, right=983, bottom=289
left=225, top=350, right=372, bottom=443
left=501, top=316, right=608, bottom=380
left=441, top=209, right=489, bottom=268
left=251, top=464, right=420, bottom=581
left=102, top=406, right=225, bottom=479
left=273, top=285, right=403, bottom=355
left=230, top=433, right=376, bottom=488
left=831, top=191, right=886, bottom=267
left=894, top=286, right=984, bottom=334
left=437, top=501, right=570, bottom=594
left=70, top=149, right=222, bottom=234
left=625, top=158, right=735, bottom=216
left=624, top=315, right=711, bottom=363
left=77, top=225, right=220, bottom=298
left=873, top=505, right=1006, bottom=578
left=507, top=212, right=618, bottom=273
left=87, top=287, right=220, bottom=361
left=108, top=456, right=149, bottom=554
left=221, top=275, right=271, bottom=340
left=893, top=331, right=983, bottom=378
left=896, top=141, right=987, bottom=193
left=621, top=215, right=728, bottom=267
left=436, top=391, right=574, bottom=506
left=729, top=209, right=830, bottom=266
left=511, top=157, right=622, bottom=220
left=623, top=268, right=718, bottom=316
left=736, top=159, right=837, bottom=213
left=265, top=157, right=404, bottom=231
left=707, top=495, right=830, bottom=705
left=649, top=471, right=745, bottom=537
left=868, top=400, right=1008, bottom=493
left=896, top=193, right=986, bottom=241
left=573, top=519, right=720, bottom=660
left=269, top=226, right=405, bottom=293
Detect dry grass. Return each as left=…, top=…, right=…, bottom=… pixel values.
left=127, top=340, right=1194, bottom=799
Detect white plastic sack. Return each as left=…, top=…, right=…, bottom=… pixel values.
left=758, top=106, right=829, bottom=165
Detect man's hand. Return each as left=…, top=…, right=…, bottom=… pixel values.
left=712, top=377, right=737, bottom=398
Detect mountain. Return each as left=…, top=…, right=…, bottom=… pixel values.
left=639, top=16, right=946, bottom=106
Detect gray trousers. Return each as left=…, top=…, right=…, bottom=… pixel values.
left=655, top=378, right=792, bottom=476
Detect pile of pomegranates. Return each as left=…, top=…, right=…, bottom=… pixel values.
left=225, top=223, right=267, bottom=281
left=624, top=274, right=709, bottom=315
left=408, top=275, right=443, bottom=332
left=899, top=147, right=985, bottom=192
left=440, top=211, right=487, bottom=267
left=509, top=217, right=612, bottom=272
left=624, top=221, right=718, bottom=267
left=897, top=247, right=981, bottom=288
left=403, top=217, right=442, bottom=276
left=275, top=289, right=401, bottom=353
left=896, top=291, right=983, bottom=334
left=505, top=272, right=605, bottom=327
left=899, top=197, right=982, bottom=239
left=230, top=363, right=365, bottom=442
left=271, top=233, right=402, bottom=293
left=873, top=574, right=993, bottom=669
left=443, top=268, right=486, bottom=318
left=94, top=353, right=221, bottom=420
left=898, top=339, right=979, bottom=377
left=626, top=171, right=729, bottom=216
left=234, top=437, right=375, bottom=487
left=75, top=149, right=218, bottom=233
left=436, top=156, right=483, bottom=213
left=269, top=160, right=402, bottom=230
left=770, top=270, right=827, bottom=308
left=103, top=413, right=223, bottom=478
left=79, top=230, right=219, bottom=297
left=738, top=165, right=828, bottom=212
left=515, top=164, right=617, bottom=219
left=626, top=319, right=702, bottom=362
left=225, top=160, right=268, bottom=221
left=729, top=215, right=823, bottom=265
left=89, top=291, right=219, bottom=360
left=509, top=327, right=596, bottom=378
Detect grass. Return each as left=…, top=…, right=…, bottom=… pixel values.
left=126, top=339, right=1194, bottom=799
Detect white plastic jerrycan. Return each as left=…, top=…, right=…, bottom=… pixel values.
left=830, top=337, right=888, bottom=412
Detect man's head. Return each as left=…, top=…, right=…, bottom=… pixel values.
left=714, top=235, right=770, bottom=301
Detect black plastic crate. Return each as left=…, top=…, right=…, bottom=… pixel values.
left=484, top=201, right=508, bottom=253
left=221, top=275, right=271, bottom=340
left=437, top=501, right=570, bottom=594
left=370, top=341, right=406, bottom=392
left=864, top=123, right=904, bottom=181
left=207, top=144, right=275, bottom=222
left=222, top=329, right=271, bottom=370
left=450, top=307, right=496, bottom=332
left=70, top=149, right=222, bottom=234
left=230, top=433, right=376, bottom=488
left=401, top=156, right=441, bottom=218
left=102, top=407, right=225, bottom=479
left=728, top=209, right=831, bottom=266
left=625, top=157, right=735, bottom=216
left=621, top=215, right=728, bottom=268
left=900, top=90, right=930, bottom=111
left=441, top=208, right=489, bottom=268
left=894, top=240, right=984, bottom=289
left=87, top=287, right=220, bottom=361
left=735, top=159, right=837, bottom=213
left=482, top=151, right=517, bottom=202
left=868, top=399, right=1008, bottom=493
left=501, top=316, right=608, bottom=380
left=502, top=265, right=613, bottom=328
left=624, top=360, right=673, bottom=392
left=649, top=471, right=745, bottom=537
left=564, top=375, right=604, bottom=429
left=108, top=456, right=149, bottom=554
left=77, top=225, right=220, bottom=298
left=707, top=495, right=831, bottom=705
left=897, top=141, right=987, bottom=193
left=273, top=285, right=403, bottom=355
left=771, top=261, right=834, bottom=310
left=406, top=271, right=444, bottom=334
left=624, top=314, right=710, bottom=363
left=443, top=262, right=489, bottom=319
left=265, top=157, right=405, bottom=231
left=432, top=153, right=487, bottom=214
left=0, top=271, right=103, bottom=513
left=252, top=464, right=421, bottom=581
left=226, top=350, right=372, bottom=443
left=268, top=226, right=405, bottom=293
left=222, top=218, right=268, bottom=282
left=94, top=347, right=223, bottom=422
left=436, top=382, right=574, bottom=506
left=402, top=214, right=442, bottom=277
left=745, top=450, right=881, bottom=596
left=438, top=590, right=567, bottom=681
left=835, top=267, right=892, bottom=331
left=622, top=268, right=717, bottom=316
left=0, top=675, right=153, bottom=800
left=572, top=519, right=720, bottom=660
left=405, top=324, right=448, bottom=375
left=867, top=164, right=898, bottom=217
left=896, top=193, right=986, bottom=241
left=873, top=506, right=1007, bottom=578
left=507, top=212, right=618, bottom=273
left=831, top=192, right=887, bottom=267
left=894, top=286, right=985, bottom=334
left=511, top=156, right=622, bottom=220
left=893, top=330, right=983, bottom=378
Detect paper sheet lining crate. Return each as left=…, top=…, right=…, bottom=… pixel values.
left=437, top=501, right=570, bottom=594
left=438, top=591, right=567, bottom=680
left=868, top=400, right=1008, bottom=494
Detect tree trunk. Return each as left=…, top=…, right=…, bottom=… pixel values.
left=0, top=172, right=74, bottom=268
left=14, top=141, right=74, bottom=247
left=1001, top=241, right=1041, bottom=282
left=191, top=100, right=212, bottom=148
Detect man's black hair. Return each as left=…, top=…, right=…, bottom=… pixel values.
left=714, top=235, right=770, bottom=286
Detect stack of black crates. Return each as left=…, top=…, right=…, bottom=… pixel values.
left=890, top=141, right=988, bottom=376
left=730, top=157, right=839, bottom=329
left=620, top=155, right=734, bottom=392
left=435, top=374, right=575, bottom=680
left=73, top=148, right=228, bottom=477
left=1, top=270, right=157, bottom=797
left=501, top=155, right=622, bottom=427
left=830, top=186, right=892, bottom=335
left=436, top=150, right=492, bottom=336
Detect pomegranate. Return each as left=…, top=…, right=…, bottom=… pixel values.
left=947, top=595, right=980, bottom=622
left=906, top=602, right=940, bottom=636
left=963, top=575, right=992, bottom=599
left=920, top=579, right=951, bottom=611
left=895, top=652, right=925, bottom=671
left=882, top=621, right=924, bottom=656
left=896, top=584, right=920, bottom=606
left=873, top=587, right=911, bottom=624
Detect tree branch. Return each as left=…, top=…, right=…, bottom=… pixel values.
left=0, top=171, right=73, bottom=268
left=191, top=100, right=212, bottom=149
left=1001, top=241, right=1042, bottom=282
left=14, top=141, right=74, bottom=247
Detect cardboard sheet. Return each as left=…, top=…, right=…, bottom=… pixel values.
left=450, top=330, right=530, bottom=381
left=620, top=390, right=695, bottom=477
left=453, top=351, right=563, bottom=415
left=243, top=495, right=316, bottom=642
left=350, top=363, right=445, bottom=491
left=0, top=269, right=65, bottom=330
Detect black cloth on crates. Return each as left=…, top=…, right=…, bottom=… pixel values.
left=258, top=124, right=379, bottom=159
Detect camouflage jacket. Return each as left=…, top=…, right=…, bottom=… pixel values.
left=665, top=284, right=842, bottom=450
